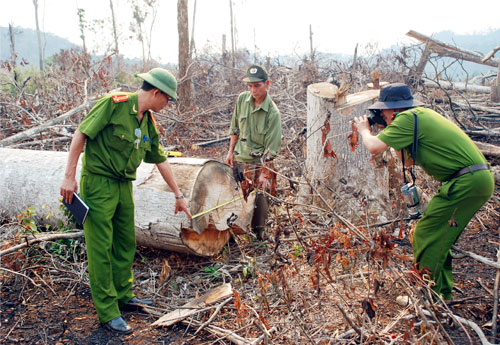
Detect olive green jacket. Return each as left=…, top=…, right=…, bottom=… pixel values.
left=229, top=91, right=282, bottom=163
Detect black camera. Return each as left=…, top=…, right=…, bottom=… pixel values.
left=367, top=109, right=387, bottom=127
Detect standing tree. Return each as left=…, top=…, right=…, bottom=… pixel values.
left=32, top=0, right=44, bottom=71
left=189, top=0, right=197, bottom=57
left=229, top=0, right=235, bottom=68
left=8, top=24, right=17, bottom=68
left=177, top=0, right=191, bottom=112
left=129, top=0, right=158, bottom=68
left=77, top=8, right=88, bottom=55
left=109, top=0, right=120, bottom=56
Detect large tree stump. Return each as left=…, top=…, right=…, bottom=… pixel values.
left=303, top=85, right=395, bottom=224
left=0, top=148, right=255, bottom=256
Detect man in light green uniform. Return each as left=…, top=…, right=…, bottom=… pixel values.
left=60, top=68, right=191, bottom=333
left=225, top=65, right=282, bottom=238
left=353, top=83, right=494, bottom=301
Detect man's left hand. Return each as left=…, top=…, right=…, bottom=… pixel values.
left=352, top=115, right=371, bottom=134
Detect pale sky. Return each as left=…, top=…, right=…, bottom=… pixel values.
left=2, top=0, right=500, bottom=64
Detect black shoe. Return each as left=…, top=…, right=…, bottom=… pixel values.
left=121, top=296, right=154, bottom=311
left=104, top=316, right=132, bottom=334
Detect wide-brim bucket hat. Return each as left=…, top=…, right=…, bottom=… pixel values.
left=368, top=83, right=424, bottom=110
left=136, top=68, right=178, bottom=100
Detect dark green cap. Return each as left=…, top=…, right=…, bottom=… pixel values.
left=242, top=65, right=268, bottom=82
left=136, top=68, right=178, bottom=100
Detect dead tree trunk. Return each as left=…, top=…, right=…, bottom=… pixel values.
left=8, top=24, right=17, bottom=67
left=492, top=62, right=500, bottom=103
left=32, top=0, right=44, bottom=71
left=109, top=0, right=119, bottom=56
left=0, top=148, right=255, bottom=256
left=302, top=86, right=395, bottom=224
left=177, top=0, right=191, bottom=112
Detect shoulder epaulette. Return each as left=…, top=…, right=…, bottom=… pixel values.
left=149, top=113, right=158, bottom=128
left=149, top=113, right=165, bottom=136
left=112, top=94, right=129, bottom=103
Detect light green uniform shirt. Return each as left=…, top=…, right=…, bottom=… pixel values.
left=78, top=92, right=167, bottom=180
left=229, top=91, right=282, bottom=163
left=377, top=106, right=487, bottom=182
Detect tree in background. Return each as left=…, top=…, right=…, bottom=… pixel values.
left=32, top=0, right=44, bottom=71
left=109, top=0, right=120, bottom=56
left=129, top=0, right=158, bottom=68
left=77, top=8, right=88, bottom=56
left=8, top=24, right=17, bottom=68
left=177, top=0, right=191, bottom=112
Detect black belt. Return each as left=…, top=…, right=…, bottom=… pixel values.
left=450, top=163, right=490, bottom=180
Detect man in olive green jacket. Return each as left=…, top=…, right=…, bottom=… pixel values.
left=60, top=68, right=191, bottom=333
left=225, top=65, right=282, bottom=238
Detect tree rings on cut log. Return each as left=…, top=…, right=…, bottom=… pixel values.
left=174, top=159, right=255, bottom=256
left=134, top=157, right=256, bottom=256
left=307, top=82, right=347, bottom=106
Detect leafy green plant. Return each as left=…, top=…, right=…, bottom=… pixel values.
left=293, top=245, right=304, bottom=257
left=16, top=206, right=38, bottom=234
left=203, top=263, right=222, bottom=281
left=242, top=258, right=256, bottom=278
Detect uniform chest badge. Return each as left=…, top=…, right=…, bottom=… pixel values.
left=112, top=94, right=129, bottom=103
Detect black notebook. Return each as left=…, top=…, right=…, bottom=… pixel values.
left=62, top=193, right=90, bottom=225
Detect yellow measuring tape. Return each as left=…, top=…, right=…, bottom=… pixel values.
left=166, top=151, right=182, bottom=157
left=191, top=190, right=256, bottom=219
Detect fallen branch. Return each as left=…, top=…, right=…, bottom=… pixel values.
left=194, top=296, right=232, bottom=335
left=423, top=78, right=492, bottom=94
left=482, top=45, right=500, bottom=63
left=465, top=129, right=500, bottom=138
left=182, top=318, right=260, bottom=345
left=193, top=137, right=230, bottom=148
left=0, top=231, right=84, bottom=257
left=452, top=245, right=500, bottom=269
left=407, top=30, right=500, bottom=68
left=491, top=242, right=500, bottom=340
left=0, top=266, right=43, bottom=288
left=473, top=141, right=500, bottom=159
left=453, top=102, right=500, bottom=116
left=9, top=136, right=72, bottom=149
left=452, top=314, right=495, bottom=345
left=152, top=283, right=233, bottom=327
left=0, top=101, right=95, bottom=147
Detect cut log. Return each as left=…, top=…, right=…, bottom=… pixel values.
left=307, top=82, right=347, bottom=106
left=0, top=148, right=255, bottom=256
left=423, top=78, right=492, bottom=94
left=302, top=87, right=396, bottom=224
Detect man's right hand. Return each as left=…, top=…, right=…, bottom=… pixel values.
left=60, top=177, right=78, bottom=204
left=225, top=152, right=234, bottom=167
left=174, top=197, right=192, bottom=218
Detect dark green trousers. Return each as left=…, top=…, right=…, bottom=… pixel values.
left=413, top=169, right=494, bottom=300
left=80, top=173, right=136, bottom=323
